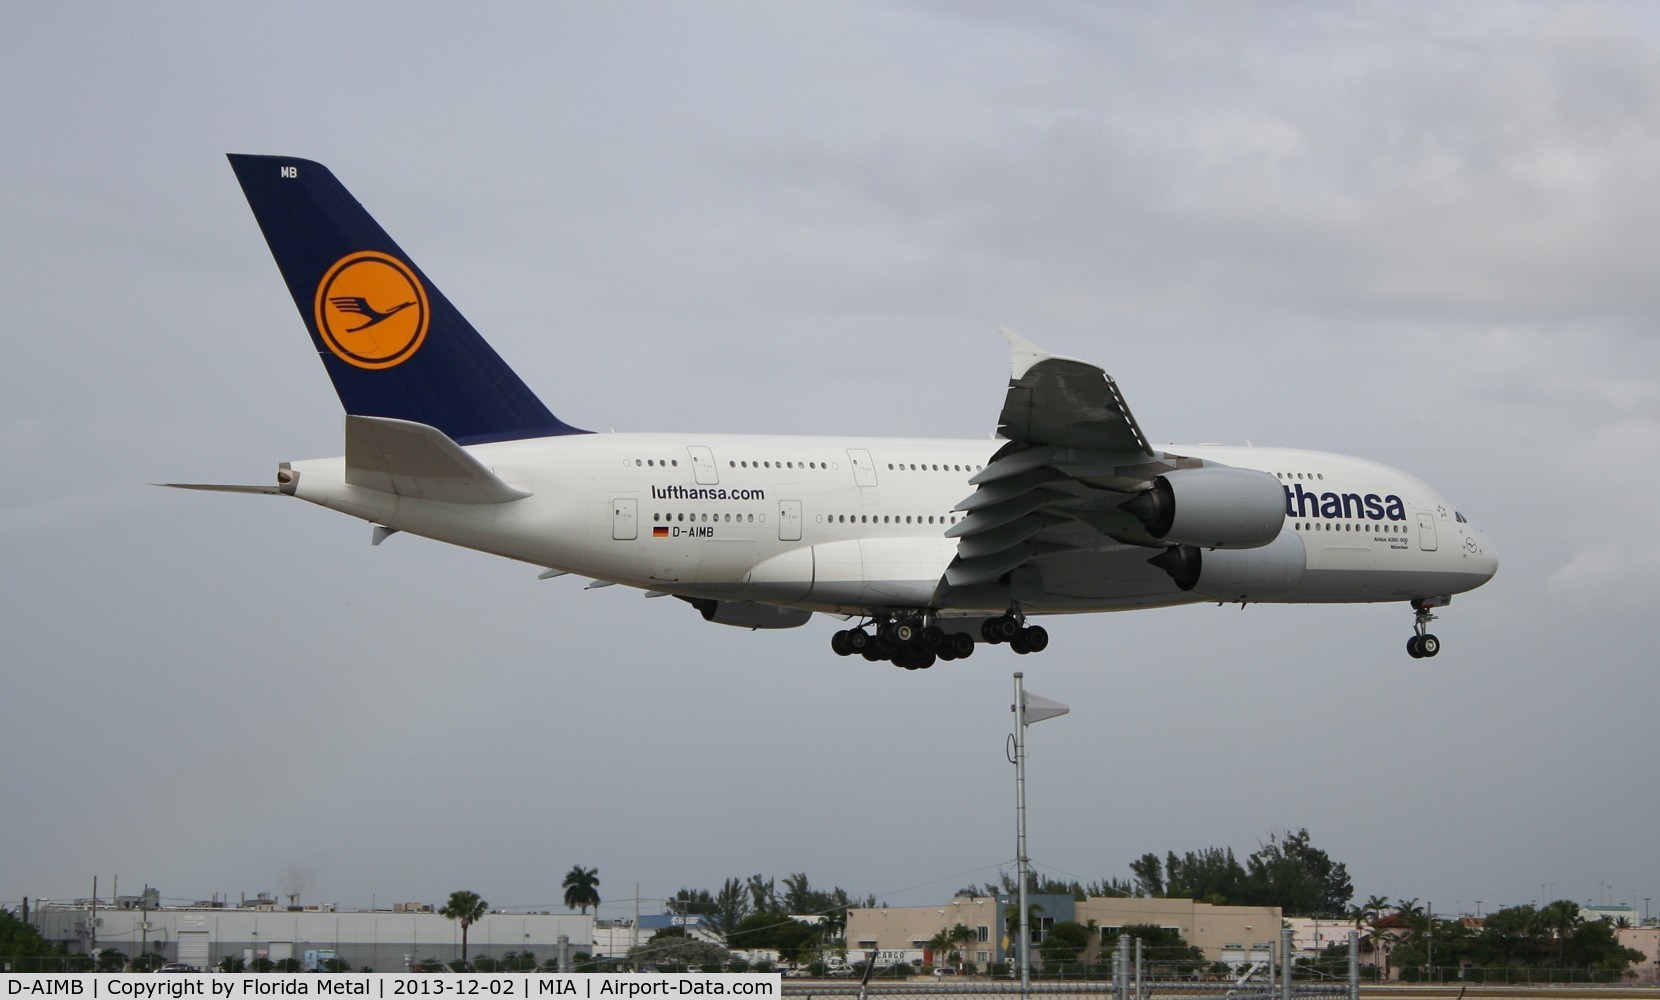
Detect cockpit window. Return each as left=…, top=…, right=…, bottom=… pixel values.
left=1455, top=511, right=1467, bottom=523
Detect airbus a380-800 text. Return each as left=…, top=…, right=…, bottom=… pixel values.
left=171, top=155, right=1498, bottom=669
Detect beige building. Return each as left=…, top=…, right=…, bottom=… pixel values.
left=1078, top=897, right=1281, bottom=962
left=845, top=895, right=1280, bottom=970
left=1619, top=927, right=1659, bottom=985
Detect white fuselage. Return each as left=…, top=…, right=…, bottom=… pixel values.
left=285, top=432, right=1499, bottom=618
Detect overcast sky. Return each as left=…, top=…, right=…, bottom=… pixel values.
left=3, top=2, right=1657, bottom=923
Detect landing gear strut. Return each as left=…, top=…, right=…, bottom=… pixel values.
left=1406, top=598, right=1444, bottom=659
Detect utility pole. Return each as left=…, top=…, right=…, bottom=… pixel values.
left=1426, top=902, right=1432, bottom=982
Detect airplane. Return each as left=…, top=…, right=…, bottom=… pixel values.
left=169, top=154, right=1499, bottom=669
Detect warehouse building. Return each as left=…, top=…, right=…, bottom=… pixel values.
left=845, top=894, right=1280, bottom=970
left=28, top=894, right=593, bottom=972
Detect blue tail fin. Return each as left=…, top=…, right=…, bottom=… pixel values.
left=228, top=154, right=585, bottom=444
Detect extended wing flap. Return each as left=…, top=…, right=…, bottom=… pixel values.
left=344, top=415, right=531, bottom=504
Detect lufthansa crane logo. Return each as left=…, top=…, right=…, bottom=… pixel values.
left=313, top=251, right=429, bottom=369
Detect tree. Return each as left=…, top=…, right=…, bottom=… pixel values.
left=1129, top=854, right=1164, bottom=897
left=562, top=866, right=601, bottom=915
left=1039, top=921, right=1092, bottom=971
left=948, top=923, right=976, bottom=968
left=668, top=887, right=715, bottom=916
left=1164, top=847, right=1246, bottom=904
left=727, top=913, right=823, bottom=965
left=1242, top=829, right=1352, bottom=917
left=0, top=908, right=65, bottom=971
left=441, top=890, right=489, bottom=965
left=1102, top=924, right=1204, bottom=975
left=95, top=949, right=128, bottom=972
left=710, top=878, right=751, bottom=938
left=628, top=930, right=731, bottom=971
left=1539, top=899, right=1582, bottom=966
left=746, top=875, right=778, bottom=915
left=1355, top=895, right=1390, bottom=973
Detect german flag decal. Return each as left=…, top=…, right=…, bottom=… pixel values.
left=653, top=526, right=669, bottom=538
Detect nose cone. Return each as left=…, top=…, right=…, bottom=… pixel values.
left=1466, top=528, right=1499, bottom=585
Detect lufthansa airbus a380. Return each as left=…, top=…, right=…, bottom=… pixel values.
left=171, top=154, right=1498, bottom=669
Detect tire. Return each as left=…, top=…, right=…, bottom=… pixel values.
left=993, top=615, right=1020, bottom=641
left=981, top=620, right=1004, bottom=644
left=950, top=632, right=976, bottom=659
left=1407, top=636, right=1424, bottom=659
left=922, top=625, right=946, bottom=649
left=893, top=621, right=917, bottom=644
left=1021, top=625, right=1049, bottom=653
left=1419, top=634, right=1440, bottom=657
left=846, top=628, right=869, bottom=651
left=1011, top=632, right=1031, bottom=655
left=831, top=630, right=850, bottom=656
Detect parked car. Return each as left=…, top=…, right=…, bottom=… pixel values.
left=158, top=963, right=196, bottom=973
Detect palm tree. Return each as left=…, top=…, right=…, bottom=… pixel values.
left=562, top=866, right=601, bottom=915
left=948, top=923, right=977, bottom=969
left=1357, top=896, right=1389, bottom=974
left=1539, top=899, right=1581, bottom=966
left=441, top=890, right=488, bottom=965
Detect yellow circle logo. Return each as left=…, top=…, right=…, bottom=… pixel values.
left=313, top=251, right=429, bottom=369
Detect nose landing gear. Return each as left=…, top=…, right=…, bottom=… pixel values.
left=1406, top=597, right=1446, bottom=658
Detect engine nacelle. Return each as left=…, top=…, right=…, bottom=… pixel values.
left=1121, top=466, right=1286, bottom=549
left=1148, top=531, right=1306, bottom=601
left=681, top=597, right=814, bottom=630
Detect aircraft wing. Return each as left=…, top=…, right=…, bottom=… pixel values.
left=994, top=326, right=1154, bottom=455
left=944, top=330, right=1195, bottom=587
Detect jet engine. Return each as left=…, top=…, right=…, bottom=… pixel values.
left=681, top=597, right=814, bottom=629
left=1120, top=466, right=1286, bottom=549
left=1148, top=531, right=1306, bottom=601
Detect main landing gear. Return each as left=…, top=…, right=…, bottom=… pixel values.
left=1406, top=597, right=1444, bottom=659
left=979, top=613, right=1049, bottom=655
left=830, top=612, right=1050, bottom=668
left=831, top=619, right=976, bottom=669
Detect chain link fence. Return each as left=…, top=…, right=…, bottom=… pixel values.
left=785, top=931, right=1357, bottom=1000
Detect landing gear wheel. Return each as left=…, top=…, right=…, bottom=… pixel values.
left=891, top=621, right=918, bottom=644
left=983, top=615, right=1019, bottom=643
left=1419, top=633, right=1440, bottom=657
left=949, top=632, right=976, bottom=659
left=1020, top=625, right=1049, bottom=653
left=922, top=625, right=946, bottom=649
left=1407, top=636, right=1425, bottom=659
left=831, top=630, right=852, bottom=656
left=893, top=648, right=936, bottom=670
left=845, top=628, right=869, bottom=652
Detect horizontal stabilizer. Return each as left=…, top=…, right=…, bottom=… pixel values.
left=157, top=482, right=283, bottom=495
left=345, top=415, right=531, bottom=504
